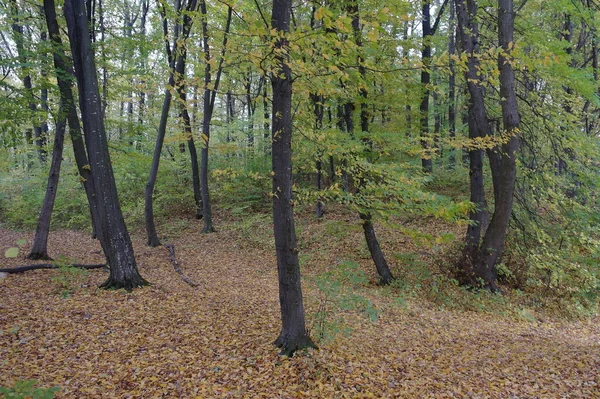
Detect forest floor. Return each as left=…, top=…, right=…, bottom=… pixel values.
left=0, top=209, right=599, bottom=398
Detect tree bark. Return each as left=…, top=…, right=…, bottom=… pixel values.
left=198, top=2, right=232, bottom=233
left=271, top=0, right=316, bottom=357
left=9, top=0, right=45, bottom=163
left=474, top=0, right=520, bottom=291
left=420, top=0, right=433, bottom=173
left=455, top=0, right=492, bottom=284
left=27, top=107, right=66, bottom=260
left=448, top=0, right=457, bottom=168
left=145, top=0, right=198, bottom=245
left=349, top=0, right=394, bottom=285
left=65, top=0, right=147, bottom=290
left=43, top=0, right=100, bottom=240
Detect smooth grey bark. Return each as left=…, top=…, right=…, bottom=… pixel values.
left=271, top=0, right=316, bottom=357
left=65, top=0, right=146, bottom=290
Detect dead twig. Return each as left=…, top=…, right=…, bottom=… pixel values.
left=165, top=244, right=199, bottom=287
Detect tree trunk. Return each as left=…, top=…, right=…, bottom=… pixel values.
left=27, top=107, right=66, bottom=260
left=420, top=0, right=433, bottom=173
left=448, top=0, right=457, bottom=168
left=455, top=0, right=493, bottom=284
left=65, top=0, right=147, bottom=290
left=350, top=0, right=395, bottom=285
left=146, top=0, right=198, bottom=245
left=198, top=2, right=231, bottom=233
left=271, top=0, right=315, bottom=357
left=360, top=213, right=393, bottom=285
left=10, top=0, right=45, bottom=163
left=43, top=0, right=100, bottom=240
left=145, top=86, right=173, bottom=247
left=474, top=0, right=520, bottom=292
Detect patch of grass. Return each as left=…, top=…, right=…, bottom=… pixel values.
left=51, top=257, right=90, bottom=298
left=0, top=380, right=59, bottom=399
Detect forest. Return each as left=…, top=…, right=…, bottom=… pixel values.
left=0, top=0, right=599, bottom=397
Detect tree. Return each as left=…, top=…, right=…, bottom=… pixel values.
left=64, top=0, right=147, bottom=290
left=145, top=0, right=198, bottom=247
left=197, top=0, right=231, bottom=233
left=270, top=0, right=316, bottom=356
left=9, top=0, right=46, bottom=163
left=28, top=0, right=103, bottom=260
left=455, top=0, right=520, bottom=292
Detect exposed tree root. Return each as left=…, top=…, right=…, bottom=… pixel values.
left=165, top=244, right=199, bottom=287
left=274, top=333, right=317, bottom=357
left=0, top=263, right=107, bottom=274
left=99, top=276, right=149, bottom=291
left=25, top=252, right=53, bottom=261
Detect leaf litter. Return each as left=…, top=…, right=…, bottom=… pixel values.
left=0, top=213, right=598, bottom=398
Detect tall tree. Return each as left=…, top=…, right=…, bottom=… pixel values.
left=349, top=0, right=395, bottom=285
left=270, top=0, right=316, bottom=356
left=145, top=0, right=198, bottom=246
left=474, top=0, right=520, bottom=291
left=419, top=0, right=449, bottom=173
left=9, top=0, right=46, bottom=162
left=197, top=0, right=231, bottom=233
left=455, top=0, right=520, bottom=291
left=64, top=0, right=147, bottom=290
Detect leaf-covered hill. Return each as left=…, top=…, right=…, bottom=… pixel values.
left=0, top=215, right=598, bottom=398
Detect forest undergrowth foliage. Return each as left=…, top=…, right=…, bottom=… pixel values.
left=1, top=221, right=598, bottom=397
left=0, top=142, right=599, bottom=317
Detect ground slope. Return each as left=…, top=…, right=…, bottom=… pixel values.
left=0, top=220, right=598, bottom=398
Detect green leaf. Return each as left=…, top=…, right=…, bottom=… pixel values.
left=16, top=239, right=26, bottom=246
left=5, top=247, right=19, bottom=258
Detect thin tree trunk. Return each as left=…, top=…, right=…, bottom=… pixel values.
left=173, top=49, right=203, bottom=219
left=145, top=0, right=197, bottom=245
left=271, top=0, right=315, bottom=357
left=65, top=0, right=147, bottom=290
left=27, top=106, right=66, bottom=260
left=198, top=2, right=232, bottom=233
left=349, top=0, right=394, bottom=285
left=448, top=0, right=457, bottom=168
left=420, top=0, right=433, bottom=173
left=10, top=0, right=45, bottom=163
left=145, top=86, right=173, bottom=246
left=311, top=93, right=325, bottom=218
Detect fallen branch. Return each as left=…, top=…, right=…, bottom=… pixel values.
left=0, top=263, right=107, bottom=274
left=165, top=244, right=199, bottom=287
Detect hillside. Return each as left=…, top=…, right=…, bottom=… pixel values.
left=1, top=212, right=598, bottom=398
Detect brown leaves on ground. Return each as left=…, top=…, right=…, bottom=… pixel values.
left=0, top=214, right=599, bottom=398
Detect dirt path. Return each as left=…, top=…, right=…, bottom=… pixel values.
left=0, top=226, right=598, bottom=398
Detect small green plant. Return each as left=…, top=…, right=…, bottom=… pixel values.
left=310, top=260, right=378, bottom=343
left=0, top=380, right=59, bottom=399
left=51, top=257, right=89, bottom=298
